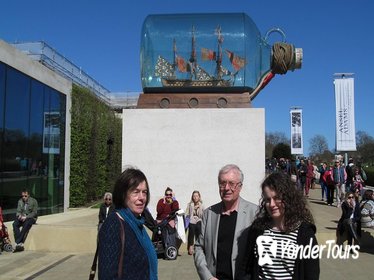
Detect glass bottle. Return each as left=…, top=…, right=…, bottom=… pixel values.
left=140, top=13, right=302, bottom=98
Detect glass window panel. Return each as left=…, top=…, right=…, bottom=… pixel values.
left=3, top=67, right=30, bottom=174
left=0, top=63, right=66, bottom=220
left=28, top=80, right=46, bottom=214
left=42, top=87, right=65, bottom=214
left=0, top=63, right=5, bottom=169
left=29, top=80, right=44, bottom=170
left=2, top=66, right=31, bottom=219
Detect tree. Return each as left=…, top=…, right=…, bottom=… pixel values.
left=309, top=135, right=329, bottom=156
left=272, top=143, right=291, bottom=160
left=265, top=132, right=289, bottom=159
left=356, top=130, right=374, bottom=165
left=356, top=130, right=374, bottom=146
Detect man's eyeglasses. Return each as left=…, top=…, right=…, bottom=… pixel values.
left=218, top=181, right=242, bottom=190
left=165, top=193, right=172, bottom=197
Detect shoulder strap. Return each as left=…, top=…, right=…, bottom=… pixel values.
left=116, top=212, right=126, bottom=279
left=89, top=243, right=99, bottom=280
left=90, top=213, right=126, bottom=280
left=360, top=200, right=369, bottom=211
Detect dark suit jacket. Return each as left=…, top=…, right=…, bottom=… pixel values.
left=194, top=197, right=257, bottom=280
left=98, top=204, right=115, bottom=224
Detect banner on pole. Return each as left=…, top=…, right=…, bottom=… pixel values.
left=334, top=76, right=356, bottom=151
left=290, top=108, right=303, bottom=155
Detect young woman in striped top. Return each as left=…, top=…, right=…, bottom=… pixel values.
left=241, top=172, right=320, bottom=280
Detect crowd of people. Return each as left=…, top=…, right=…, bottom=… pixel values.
left=2, top=160, right=373, bottom=280
left=266, top=156, right=373, bottom=259
left=266, top=157, right=369, bottom=206
left=71, top=158, right=374, bottom=280
left=93, top=164, right=321, bottom=279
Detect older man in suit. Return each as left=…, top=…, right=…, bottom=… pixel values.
left=194, top=164, right=257, bottom=280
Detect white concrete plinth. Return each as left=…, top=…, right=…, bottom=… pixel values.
left=122, top=108, right=265, bottom=216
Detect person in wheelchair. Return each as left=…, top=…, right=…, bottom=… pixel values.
left=0, top=206, right=13, bottom=253
left=156, top=187, right=179, bottom=224
left=156, top=188, right=180, bottom=250
left=143, top=206, right=181, bottom=260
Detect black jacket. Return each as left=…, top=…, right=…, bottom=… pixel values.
left=337, top=200, right=361, bottom=235
left=238, top=222, right=320, bottom=280
left=98, top=203, right=115, bottom=224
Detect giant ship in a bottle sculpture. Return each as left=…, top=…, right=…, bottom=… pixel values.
left=138, top=13, right=302, bottom=108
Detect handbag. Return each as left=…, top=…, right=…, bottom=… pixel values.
left=184, top=215, right=190, bottom=229
left=89, top=213, right=125, bottom=280
left=290, top=174, right=297, bottom=182
left=314, top=170, right=321, bottom=180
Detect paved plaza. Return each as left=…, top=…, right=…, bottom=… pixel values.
left=1, top=186, right=373, bottom=279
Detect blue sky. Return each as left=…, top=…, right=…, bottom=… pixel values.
left=1, top=0, right=373, bottom=156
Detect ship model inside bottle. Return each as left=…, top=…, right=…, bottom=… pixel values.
left=138, top=13, right=302, bottom=108
left=155, top=25, right=246, bottom=91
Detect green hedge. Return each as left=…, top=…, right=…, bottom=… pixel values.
left=364, top=166, right=374, bottom=187
left=70, top=85, right=122, bottom=207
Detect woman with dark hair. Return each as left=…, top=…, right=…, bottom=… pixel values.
left=360, top=189, right=374, bottom=228
left=156, top=187, right=179, bottom=222
left=155, top=187, right=180, bottom=254
left=242, top=172, right=319, bottom=280
left=337, top=191, right=361, bottom=246
left=98, top=167, right=157, bottom=280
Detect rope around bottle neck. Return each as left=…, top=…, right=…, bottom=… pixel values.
left=272, top=42, right=294, bottom=75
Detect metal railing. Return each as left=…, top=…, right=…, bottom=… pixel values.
left=11, top=41, right=139, bottom=108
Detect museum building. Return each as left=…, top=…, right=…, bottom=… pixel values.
left=0, top=40, right=131, bottom=220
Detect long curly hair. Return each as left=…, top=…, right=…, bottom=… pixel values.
left=252, top=172, right=315, bottom=232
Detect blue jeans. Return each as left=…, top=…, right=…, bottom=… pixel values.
left=320, top=181, right=328, bottom=200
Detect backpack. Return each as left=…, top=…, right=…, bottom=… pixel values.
left=346, top=164, right=354, bottom=180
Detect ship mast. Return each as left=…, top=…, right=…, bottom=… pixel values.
left=215, top=25, right=223, bottom=80
left=189, top=25, right=197, bottom=80
left=172, top=38, right=177, bottom=78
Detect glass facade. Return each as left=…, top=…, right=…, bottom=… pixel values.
left=0, top=62, right=66, bottom=221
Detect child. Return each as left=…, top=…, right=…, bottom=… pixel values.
left=353, top=168, right=365, bottom=195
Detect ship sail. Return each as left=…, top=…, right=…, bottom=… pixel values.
left=176, top=56, right=187, bottom=73
left=173, top=39, right=188, bottom=73
left=201, top=48, right=216, bottom=61
left=195, top=65, right=213, bottom=81
left=226, top=50, right=246, bottom=71
left=155, top=56, right=174, bottom=77
left=219, top=65, right=231, bottom=76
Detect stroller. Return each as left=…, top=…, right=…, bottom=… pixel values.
left=0, top=207, right=13, bottom=253
left=143, top=208, right=185, bottom=260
